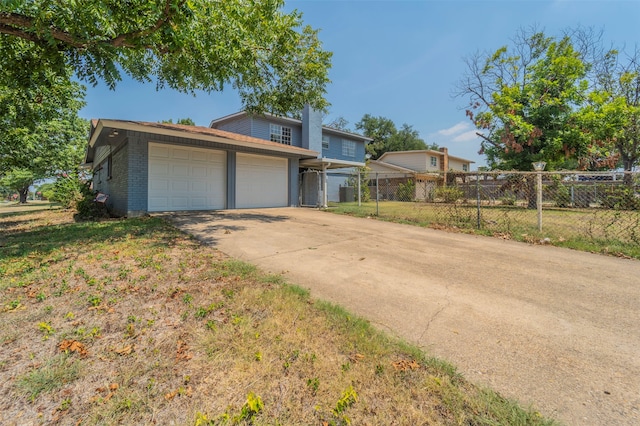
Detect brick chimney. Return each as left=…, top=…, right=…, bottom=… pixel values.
left=439, top=147, right=449, bottom=185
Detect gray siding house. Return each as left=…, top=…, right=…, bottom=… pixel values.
left=85, top=107, right=370, bottom=216
left=210, top=106, right=372, bottom=206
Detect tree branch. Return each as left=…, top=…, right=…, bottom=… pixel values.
left=476, top=131, right=499, bottom=147
left=0, top=2, right=182, bottom=51
left=109, top=0, right=181, bottom=47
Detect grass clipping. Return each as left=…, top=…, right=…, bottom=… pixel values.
left=0, top=210, right=554, bottom=425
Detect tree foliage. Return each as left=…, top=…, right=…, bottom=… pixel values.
left=0, top=168, right=34, bottom=202
left=0, top=0, right=332, bottom=115
left=0, top=68, right=88, bottom=203
left=355, top=114, right=428, bottom=159
left=578, top=47, right=640, bottom=181
left=456, top=29, right=590, bottom=171
left=161, top=118, right=196, bottom=126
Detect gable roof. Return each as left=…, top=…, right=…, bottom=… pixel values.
left=85, top=119, right=318, bottom=165
left=210, top=111, right=373, bottom=143
left=378, top=150, right=475, bottom=164
left=368, top=160, right=417, bottom=173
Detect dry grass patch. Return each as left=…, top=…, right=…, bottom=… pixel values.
left=0, top=210, right=555, bottom=425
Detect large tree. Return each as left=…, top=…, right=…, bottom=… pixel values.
left=456, top=30, right=590, bottom=172
left=579, top=48, right=640, bottom=184
left=0, top=0, right=332, bottom=115
left=0, top=69, right=87, bottom=203
left=355, top=115, right=427, bottom=159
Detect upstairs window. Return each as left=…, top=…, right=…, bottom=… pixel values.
left=342, top=139, right=356, bottom=157
left=322, top=135, right=330, bottom=150
left=270, top=124, right=292, bottom=145
left=430, top=156, right=437, bottom=167
left=462, top=164, right=468, bottom=172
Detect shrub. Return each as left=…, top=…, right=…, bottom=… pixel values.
left=347, top=167, right=370, bottom=202
left=74, top=182, right=110, bottom=220
left=500, top=194, right=516, bottom=206
left=599, top=185, right=640, bottom=210
left=51, top=172, right=83, bottom=208
left=396, top=180, right=415, bottom=201
left=434, top=186, right=463, bottom=203
left=554, top=184, right=571, bottom=208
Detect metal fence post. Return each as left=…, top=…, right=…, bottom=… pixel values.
left=537, top=171, right=543, bottom=232
left=357, top=168, right=361, bottom=206
left=476, top=171, right=481, bottom=229
left=375, top=172, right=379, bottom=216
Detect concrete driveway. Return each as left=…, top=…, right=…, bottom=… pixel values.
left=165, top=208, right=640, bottom=425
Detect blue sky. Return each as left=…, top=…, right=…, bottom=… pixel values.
left=79, top=0, right=640, bottom=169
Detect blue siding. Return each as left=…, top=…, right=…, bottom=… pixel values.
left=215, top=117, right=252, bottom=136
left=250, top=117, right=303, bottom=148
left=321, top=133, right=366, bottom=163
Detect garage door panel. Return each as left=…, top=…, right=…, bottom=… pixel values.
left=149, top=145, right=170, bottom=158
left=171, top=180, right=189, bottom=192
left=191, top=166, right=207, bottom=178
left=148, top=143, right=226, bottom=212
left=172, top=148, right=191, bottom=160
left=236, top=153, right=287, bottom=208
left=149, top=179, right=170, bottom=192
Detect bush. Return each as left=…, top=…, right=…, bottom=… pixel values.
left=51, top=173, right=83, bottom=208
left=554, top=184, right=571, bottom=208
left=500, top=194, right=516, bottom=206
left=599, top=185, right=640, bottom=210
left=74, top=183, right=110, bottom=220
left=396, top=180, right=415, bottom=202
left=434, top=186, right=463, bottom=203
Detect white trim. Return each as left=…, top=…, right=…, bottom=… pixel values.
left=299, top=157, right=365, bottom=169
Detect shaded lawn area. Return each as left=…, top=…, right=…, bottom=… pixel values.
left=0, top=210, right=556, bottom=425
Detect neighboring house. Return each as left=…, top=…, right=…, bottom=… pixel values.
left=377, top=148, right=474, bottom=175
left=84, top=107, right=371, bottom=216
left=367, top=160, right=439, bottom=201
left=370, top=149, right=475, bottom=201
left=210, top=106, right=372, bottom=206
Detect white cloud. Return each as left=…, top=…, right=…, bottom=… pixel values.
left=452, top=130, right=480, bottom=143
left=437, top=121, right=471, bottom=137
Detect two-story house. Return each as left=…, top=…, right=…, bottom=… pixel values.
left=84, top=106, right=370, bottom=216
left=209, top=106, right=372, bottom=207
left=367, top=148, right=475, bottom=201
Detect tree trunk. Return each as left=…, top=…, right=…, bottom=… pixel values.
left=18, top=186, right=29, bottom=204
left=622, top=156, right=635, bottom=187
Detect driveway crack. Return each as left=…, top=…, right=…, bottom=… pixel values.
left=419, top=284, right=452, bottom=342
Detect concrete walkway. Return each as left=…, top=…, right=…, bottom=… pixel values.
left=166, top=208, right=640, bottom=425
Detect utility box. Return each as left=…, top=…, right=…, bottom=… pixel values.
left=339, top=186, right=355, bottom=202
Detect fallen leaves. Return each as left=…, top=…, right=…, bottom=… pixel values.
left=113, top=344, right=134, bottom=356
left=349, top=353, right=365, bottom=363
left=90, top=383, right=119, bottom=403
left=392, top=359, right=421, bottom=372
left=59, top=339, right=88, bottom=356
left=176, top=340, right=193, bottom=361
left=165, top=386, right=193, bottom=400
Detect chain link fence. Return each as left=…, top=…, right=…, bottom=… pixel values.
left=333, top=170, right=640, bottom=251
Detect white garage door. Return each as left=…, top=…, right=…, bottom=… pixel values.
left=236, top=153, right=288, bottom=208
left=148, top=143, right=226, bottom=212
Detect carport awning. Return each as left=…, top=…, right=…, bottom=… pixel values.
left=300, top=157, right=365, bottom=170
